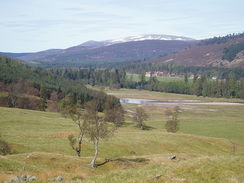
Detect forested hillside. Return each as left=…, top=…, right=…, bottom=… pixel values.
left=222, top=42, right=244, bottom=61
left=0, top=55, right=120, bottom=111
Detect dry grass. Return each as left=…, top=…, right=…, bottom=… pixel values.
left=0, top=152, right=150, bottom=182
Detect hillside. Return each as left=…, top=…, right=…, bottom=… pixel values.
left=0, top=54, right=120, bottom=111
left=0, top=87, right=244, bottom=182
left=154, top=33, right=244, bottom=68
left=35, top=40, right=195, bottom=64
left=0, top=54, right=86, bottom=91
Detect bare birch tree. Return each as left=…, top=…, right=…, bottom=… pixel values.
left=59, top=96, right=86, bottom=157
left=85, top=100, right=116, bottom=168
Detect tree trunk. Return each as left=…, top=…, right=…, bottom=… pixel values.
left=140, top=122, right=144, bottom=130
left=76, top=133, right=84, bottom=157
left=8, top=94, right=17, bottom=108
left=89, top=138, right=99, bottom=168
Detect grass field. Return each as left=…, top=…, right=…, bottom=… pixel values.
left=0, top=88, right=244, bottom=182
left=127, top=73, right=185, bottom=82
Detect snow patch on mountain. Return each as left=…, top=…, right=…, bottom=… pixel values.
left=80, top=34, right=194, bottom=47
left=105, top=34, right=194, bottom=43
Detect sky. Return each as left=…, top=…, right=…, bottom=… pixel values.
left=0, top=0, right=244, bottom=52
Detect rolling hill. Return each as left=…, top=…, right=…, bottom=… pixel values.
left=0, top=89, right=244, bottom=182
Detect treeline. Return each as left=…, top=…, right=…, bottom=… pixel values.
left=134, top=74, right=244, bottom=99
left=49, top=68, right=244, bottom=99
left=198, top=32, right=244, bottom=45
left=50, top=68, right=127, bottom=89
left=0, top=55, right=120, bottom=111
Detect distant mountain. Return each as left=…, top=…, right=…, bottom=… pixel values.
left=152, top=33, right=244, bottom=68
left=18, top=41, right=196, bottom=65
left=6, top=34, right=195, bottom=65
left=0, top=52, right=31, bottom=58
left=18, top=49, right=64, bottom=63
left=2, top=33, right=244, bottom=68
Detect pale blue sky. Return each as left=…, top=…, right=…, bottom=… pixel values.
left=0, top=0, right=243, bottom=52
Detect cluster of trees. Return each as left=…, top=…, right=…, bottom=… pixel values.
left=0, top=80, right=121, bottom=112
left=50, top=68, right=126, bottom=88
left=133, top=73, right=244, bottom=99
left=132, top=106, right=180, bottom=133
left=0, top=80, right=42, bottom=110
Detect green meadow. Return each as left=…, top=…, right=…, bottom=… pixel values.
left=0, top=88, right=244, bottom=182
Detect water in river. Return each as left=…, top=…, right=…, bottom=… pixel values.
left=120, top=99, right=201, bottom=104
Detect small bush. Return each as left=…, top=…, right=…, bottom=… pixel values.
left=0, top=139, right=12, bottom=155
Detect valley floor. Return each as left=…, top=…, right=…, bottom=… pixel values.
left=0, top=89, right=244, bottom=183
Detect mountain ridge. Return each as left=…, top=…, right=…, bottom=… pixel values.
left=4, top=33, right=244, bottom=68
left=11, top=34, right=196, bottom=64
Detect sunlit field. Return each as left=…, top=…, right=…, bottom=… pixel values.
left=0, top=88, right=243, bottom=182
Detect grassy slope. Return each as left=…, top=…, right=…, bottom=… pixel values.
left=83, top=156, right=244, bottom=183
left=1, top=107, right=241, bottom=157
left=143, top=104, right=244, bottom=143
left=0, top=89, right=244, bottom=182
left=109, top=88, right=244, bottom=143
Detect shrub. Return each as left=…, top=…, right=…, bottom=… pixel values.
left=165, top=118, right=179, bottom=133
left=0, top=139, right=12, bottom=155
left=165, top=107, right=180, bottom=133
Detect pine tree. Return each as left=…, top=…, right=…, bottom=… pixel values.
left=39, top=83, right=47, bottom=111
